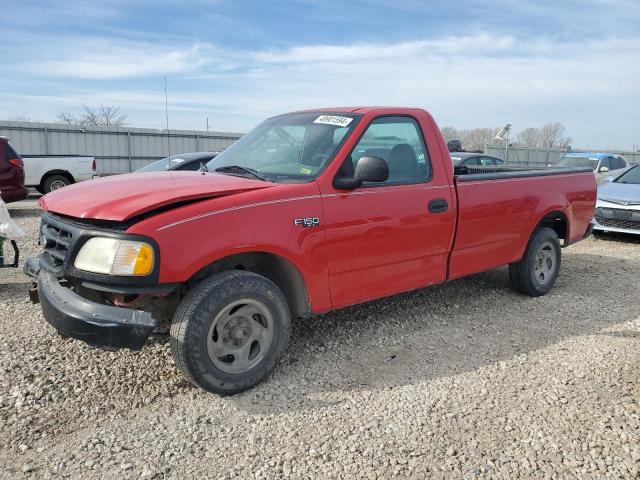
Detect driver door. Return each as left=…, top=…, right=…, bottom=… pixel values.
left=320, top=116, right=455, bottom=308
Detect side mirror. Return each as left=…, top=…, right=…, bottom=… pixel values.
left=332, top=156, right=389, bottom=190
left=354, top=156, right=389, bottom=183
left=599, top=166, right=610, bottom=173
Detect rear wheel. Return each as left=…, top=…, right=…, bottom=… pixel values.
left=509, top=227, right=561, bottom=297
left=43, top=174, right=71, bottom=193
left=170, top=270, right=291, bottom=394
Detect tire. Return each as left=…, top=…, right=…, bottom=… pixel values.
left=170, top=270, right=291, bottom=395
left=35, top=186, right=44, bottom=195
left=509, top=227, right=561, bottom=297
left=43, top=174, right=71, bottom=193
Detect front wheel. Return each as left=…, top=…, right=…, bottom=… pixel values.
left=509, top=227, right=561, bottom=297
left=170, top=271, right=291, bottom=394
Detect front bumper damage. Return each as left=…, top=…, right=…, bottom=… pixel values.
left=24, top=256, right=156, bottom=350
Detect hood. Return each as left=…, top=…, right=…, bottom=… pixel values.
left=39, top=171, right=275, bottom=221
left=597, top=181, right=640, bottom=205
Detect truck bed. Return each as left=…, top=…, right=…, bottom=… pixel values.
left=448, top=166, right=596, bottom=280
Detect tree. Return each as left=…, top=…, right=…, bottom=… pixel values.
left=6, top=114, right=31, bottom=122
left=516, top=127, right=541, bottom=147
left=442, top=123, right=573, bottom=151
left=440, top=126, right=458, bottom=141
left=443, top=127, right=499, bottom=151
left=461, top=128, right=499, bottom=151
left=56, top=104, right=127, bottom=128
left=539, top=122, right=572, bottom=149
left=56, top=110, right=77, bottom=125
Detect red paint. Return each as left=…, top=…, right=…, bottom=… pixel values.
left=40, top=171, right=274, bottom=220
left=0, top=138, right=28, bottom=204
left=40, top=108, right=596, bottom=313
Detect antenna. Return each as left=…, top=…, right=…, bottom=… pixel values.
left=164, top=76, right=171, bottom=158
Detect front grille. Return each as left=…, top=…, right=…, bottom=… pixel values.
left=41, top=218, right=74, bottom=271
left=595, top=216, right=640, bottom=231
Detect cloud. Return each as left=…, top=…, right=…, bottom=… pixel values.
left=254, top=34, right=517, bottom=64
left=4, top=32, right=640, bottom=147
left=31, top=42, right=219, bottom=80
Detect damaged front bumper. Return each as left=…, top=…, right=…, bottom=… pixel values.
left=24, top=256, right=156, bottom=350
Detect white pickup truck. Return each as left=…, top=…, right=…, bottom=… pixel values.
left=22, top=155, right=97, bottom=193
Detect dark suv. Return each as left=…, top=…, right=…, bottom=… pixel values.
left=0, top=137, right=28, bottom=203
left=447, top=139, right=462, bottom=152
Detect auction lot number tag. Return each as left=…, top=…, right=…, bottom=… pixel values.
left=313, top=115, right=353, bottom=127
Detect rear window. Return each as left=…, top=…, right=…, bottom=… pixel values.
left=5, top=143, right=20, bottom=161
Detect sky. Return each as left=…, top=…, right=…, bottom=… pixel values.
left=1, top=0, right=639, bottom=149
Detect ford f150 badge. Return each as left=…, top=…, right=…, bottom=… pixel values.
left=293, top=217, right=320, bottom=228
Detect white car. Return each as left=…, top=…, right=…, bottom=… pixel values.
left=553, top=153, right=628, bottom=184
left=22, top=155, right=97, bottom=193
left=593, top=164, right=640, bottom=235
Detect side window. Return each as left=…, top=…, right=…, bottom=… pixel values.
left=480, top=156, right=494, bottom=166
left=601, top=158, right=612, bottom=171
left=463, top=156, right=479, bottom=166
left=350, top=116, right=430, bottom=185
left=178, top=160, right=205, bottom=171
left=494, top=158, right=505, bottom=165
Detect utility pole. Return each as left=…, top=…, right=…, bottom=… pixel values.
left=164, top=76, right=171, bottom=157
left=206, top=117, right=209, bottom=132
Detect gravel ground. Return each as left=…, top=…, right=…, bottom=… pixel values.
left=1, top=201, right=639, bottom=479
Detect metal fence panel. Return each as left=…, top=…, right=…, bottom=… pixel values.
left=0, top=121, right=243, bottom=174
left=485, top=144, right=640, bottom=166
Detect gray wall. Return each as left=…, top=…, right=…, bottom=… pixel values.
left=0, top=121, right=244, bottom=174
left=485, top=144, right=640, bottom=166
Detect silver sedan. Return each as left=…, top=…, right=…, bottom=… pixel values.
left=592, top=164, right=640, bottom=235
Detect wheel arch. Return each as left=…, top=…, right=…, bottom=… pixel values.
left=40, top=170, right=75, bottom=188
left=534, top=209, right=569, bottom=246
left=186, top=250, right=311, bottom=318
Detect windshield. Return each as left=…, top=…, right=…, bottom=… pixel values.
left=554, top=156, right=598, bottom=170
left=206, top=112, right=360, bottom=183
left=137, top=154, right=193, bottom=172
left=614, top=164, right=640, bottom=184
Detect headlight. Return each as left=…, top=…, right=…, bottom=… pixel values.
left=74, top=237, right=155, bottom=276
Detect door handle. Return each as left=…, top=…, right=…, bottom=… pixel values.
left=428, top=198, right=448, bottom=213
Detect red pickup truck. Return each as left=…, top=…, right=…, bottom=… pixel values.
left=25, top=107, right=596, bottom=394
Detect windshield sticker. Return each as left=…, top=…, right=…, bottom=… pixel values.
left=300, top=167, right=312, bottom=175
left=313, top=115, right=353, bottom=127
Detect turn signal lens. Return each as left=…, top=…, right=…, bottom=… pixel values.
left=112, top=242, right=154, bottom=276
